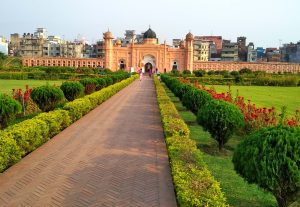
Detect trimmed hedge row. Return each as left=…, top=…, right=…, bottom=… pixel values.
left=154, top=76, right=227, bottom=206
left=0, top=75, right=138, bottom=172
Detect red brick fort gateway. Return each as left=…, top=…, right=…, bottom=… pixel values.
left=22, top=29, right=300, bottom=73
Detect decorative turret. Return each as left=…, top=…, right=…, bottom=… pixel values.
left=185, top=31, right=194, bottom=72
left=185, top=32, right=194, bottom=41
left=115, top=39, right=122, bottom=47
left=103, top=30, right=114, bottom=69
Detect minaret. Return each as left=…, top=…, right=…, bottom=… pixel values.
left=103, top=30, right=114, bottom=69
left=185, top=32, right=194, bottom=72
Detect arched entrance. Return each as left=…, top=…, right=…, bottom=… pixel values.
left=145, top=62, right=153, bottom=73
left=142, top=55, right=156, bottom=73
left=119, top=60, right=126, bottom=70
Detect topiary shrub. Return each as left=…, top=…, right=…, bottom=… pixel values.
left=239, top=68, right=253, bottom=74
left=0, top=93, right=22, bottom=129
left=233, top=125, right=300, bottom=207
left=95, top=78, right=106, bottom=90
left=197, top=100, right=245, bottom=150
left=79, top=78, right=98, bottom=94
left=171, top=68, right=180, bottom=76
left=194, top=70, right=206, bottom=77
left=104, top=77, right=113, bottom=86
left=182, top=69, right=191, bottom=75
left=207, top=70, right=215, bottom=76
left=60, top=81, right=84, bottom=101
left=182, top=87, right=212, bottom=114
left=30, top=85, right=65, bottom=112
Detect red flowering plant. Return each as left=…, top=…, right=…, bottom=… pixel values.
left=12, top=85, right=33, bottom=116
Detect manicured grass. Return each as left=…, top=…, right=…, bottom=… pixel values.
left=0, top=79, right=63, bottom=94
left=208, top=85, right=300, bottom=115
left=164, top=85, right=278, bottom=207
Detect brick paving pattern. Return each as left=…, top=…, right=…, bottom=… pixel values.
left=0, top=77, right=177, bottom=207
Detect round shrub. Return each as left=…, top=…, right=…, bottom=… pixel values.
left=194, top=70, right=206, bottom=77
left=239, top=68, right=252, bottom=74
left=104, top=77, right=113, bottom=86
left=182, top=69, right=191, bottom=75
left=79, top=78, right=98, bottom=94
left=197, top=100, right=245, bottom=150
left=233, top=126, right=300, bottom=207
left=182, top=87, right=212, bottom=114
left=0, top=94, right=22, bottom=129
left=30, top=85, right=65, bottom=112
left=95, top=78, right=107, bottom=90
left=230, top=71, right=239, bottom=77
left=60, top=81, right=84, bottom=101
left=207, top=70, right=215, bottom=76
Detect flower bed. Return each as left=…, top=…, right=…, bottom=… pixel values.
left=154, top=76, right=227, bottom=206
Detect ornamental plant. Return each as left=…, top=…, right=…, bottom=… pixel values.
left=95, top=78, right=107, bottom=90
left=30, top=85, right=65, bottom=112
left=0, top=94, right=22, bottom=129
left=233, top=125, right=300, bottom=207
left=197, top=100, right=245, bottom=150
left=60, top=81, right=84, bottom=101
left=79, top=78, right=98, bottom=94
left=12, top=85, right=32, bottom=116
left=182, top=87, right=212, bottom=114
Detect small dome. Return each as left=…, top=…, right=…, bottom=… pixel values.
left=186, top=32, right=194, bottom=40
left=104, top=31, right=113, bottom=39
left=143, top=28, right=157, bottom=39
left=116, top=39, right=122, bottom=45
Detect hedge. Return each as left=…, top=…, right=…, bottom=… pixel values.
left=154, top=76, right=227, bottom=206
left=0, top=75, right=138, bottom=173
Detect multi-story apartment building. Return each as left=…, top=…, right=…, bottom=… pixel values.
left=19, top=32, right=46, bottom=57
left=237, top=36, right=247, bottom=61
left=195, top=36, right=222, bottom=53
left=193, top=39, right=210, bottom=61
left=266, top=48, right=281, bottom=62
left=280, top=42, right=300, bottom=63
left=247, top=42, right=257, bottom=62
left=221, top=40, right=239, bottom=61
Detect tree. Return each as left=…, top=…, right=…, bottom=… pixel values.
left=233, top=126, right=300, bottom=207
left=197, top=100, right=245, bottom=150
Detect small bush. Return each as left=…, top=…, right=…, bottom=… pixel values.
left=230, top=71, right=239, bottom=77
left=194, top=70, right=206, bottom=77
left=171, top=69, right=180, bottom=76
left=197, top=100, right=245, bottom=150
left=95, top=78, right=107, bottom=90
left=30, top=85, right=65, bottom=112
left=0, top=94, right=22, bottom=129
left=207, top=70, right=215, bottom=75
left=239, top=68, right=253, bottom=74
left=60, top=81, right=84, bottom=101
left=79, top=78, right=98, bottom=94
left=182, top=87, right=212, bottom=114
left=233, top=125, right=300, bottom=207
left=182, top=69, right=191, bottom=75
left=104, top=77, right=113, bottom=86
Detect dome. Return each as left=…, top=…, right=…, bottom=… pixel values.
left=143, top=28, right=157, bottom=39
left=104, top=31, right=113, bottom=39
left=186, top=32, right=194, bottom=40
left=116, top=39, right=122, bottom=45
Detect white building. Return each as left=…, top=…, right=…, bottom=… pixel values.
left=0, top=36, right=8, bottom=55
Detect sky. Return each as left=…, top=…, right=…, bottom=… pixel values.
left=0, top=0, right=299, bottom=48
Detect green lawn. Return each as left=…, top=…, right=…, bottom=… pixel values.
left=0, top=80, right=63, bottom=94
left=208, top=85, right=300, bottom=115
left=164, top=85, right=278, bottom=207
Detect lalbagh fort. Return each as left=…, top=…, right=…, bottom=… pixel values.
left=22, top=27, right=300, bottom=73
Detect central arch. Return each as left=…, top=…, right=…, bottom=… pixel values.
left=142, top=54, right=156, bottom=73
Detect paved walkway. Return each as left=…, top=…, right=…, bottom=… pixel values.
left=0, top=77, right=177, bottom=207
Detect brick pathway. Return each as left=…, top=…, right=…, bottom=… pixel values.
left=0, top=77, right=177, bottom=207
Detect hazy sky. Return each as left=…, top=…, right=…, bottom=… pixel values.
left=0, top=0, right=299, bottom=48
